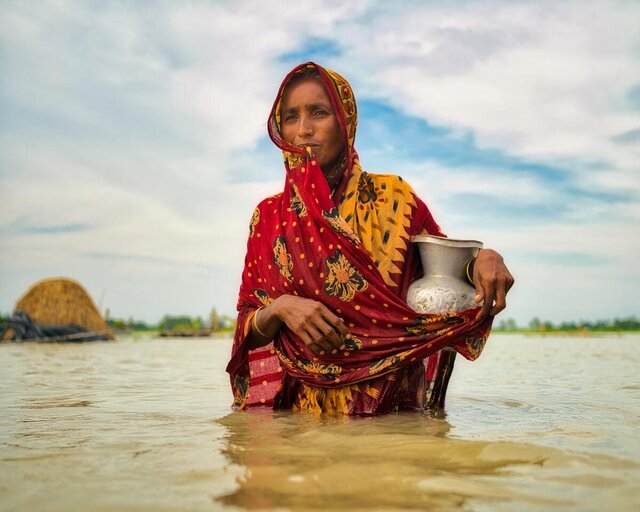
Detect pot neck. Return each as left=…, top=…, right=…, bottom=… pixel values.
left=417, top=243, right=479, bottom=280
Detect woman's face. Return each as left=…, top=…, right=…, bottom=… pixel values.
left=280, top=79, right=344, bottom=169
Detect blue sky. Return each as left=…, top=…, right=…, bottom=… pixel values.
left=1, top=0, right=639, bottom=325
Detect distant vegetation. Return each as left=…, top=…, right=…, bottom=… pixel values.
left=2, top=311, right=638, bottom=335
left=494, top=316, right=640, bottom=334
left=0, top=308, right=236, bottom=334
left=104, top=308, right=236, bottom=333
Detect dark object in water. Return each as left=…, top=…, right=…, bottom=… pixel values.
left=0, top=311, right=110, bottom=342
left=160, top=328, right=212, bottom=337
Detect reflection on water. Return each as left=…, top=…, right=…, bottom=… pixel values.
left=216, top=411, right=502, bottom=510
left=1, top=335, right=639, bottom=511
left=214, top=409, right=636, bottom=511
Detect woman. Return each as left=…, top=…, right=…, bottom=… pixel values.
left=227, top=63, right=514, bottom=415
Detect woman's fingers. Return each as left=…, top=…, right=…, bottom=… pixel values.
left=293, top=330, right=326, bottom=354
left=277, top=295, right=350, bottom=354
left=306, top=315, right=341, bottom=351
left=306, top=302, right=347, bottom=349
left=506, top=271, right=515, bottom=292
left=327, top=313, right=348, bottom=338
left=301, top=330, right=330, bottom=354
left=490, top=278, right=507, bottom=316
left=476, top=289, right=493, bottom=320
left=317, top=305, right=348, bottom=340
left=304, top=323, right=335, bottom=353
left=472, top=249, right=515, bottom=320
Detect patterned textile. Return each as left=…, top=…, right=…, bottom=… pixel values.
left=226, top=62, right=492, bottom=415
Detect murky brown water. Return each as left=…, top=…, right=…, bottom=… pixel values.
left=1, top=335, right=639, bottom=511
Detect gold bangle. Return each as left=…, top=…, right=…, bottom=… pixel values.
left=465, top=258, right=475, bottom=284
left=252, top=308, right=269, bottom=338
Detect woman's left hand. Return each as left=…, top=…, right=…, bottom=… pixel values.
left=472, top=249, right=515, bottom=320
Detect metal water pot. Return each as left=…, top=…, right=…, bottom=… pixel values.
left=407, top=235, right=483, bottom=315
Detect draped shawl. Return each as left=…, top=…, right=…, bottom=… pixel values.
left=226, top=62, right=492, bottom=415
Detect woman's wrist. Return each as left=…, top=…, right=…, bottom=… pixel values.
left=251, top=295, right=290, bottom=342
left=270, top=294, right=291, bottom=322
left=252, top=308, right=269, bottom=338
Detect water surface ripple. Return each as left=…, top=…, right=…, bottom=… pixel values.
left=1, top=335, right=638, bottom=511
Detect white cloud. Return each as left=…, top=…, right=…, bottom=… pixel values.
left=0, top=0, right=369, bottom=319
left=336, top=0, right=640, bottom=192
left=407, top=162, right=551, bottom=204
left=481, top=219, right=640, bottom=324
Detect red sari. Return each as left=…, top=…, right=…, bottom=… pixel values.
left=227, top=63, right=492, bottom=415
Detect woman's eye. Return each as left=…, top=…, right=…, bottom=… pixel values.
left=314, top=110, right=328, bottom=117
left=283, top=114, right=297, bottom=122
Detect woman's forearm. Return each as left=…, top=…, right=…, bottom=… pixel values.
left=247, top=296, right=286, bottom=349
left=246, top=294, right=347, bottom=353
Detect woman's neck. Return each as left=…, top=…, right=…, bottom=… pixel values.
left=323, top=152, right=348, bottom=189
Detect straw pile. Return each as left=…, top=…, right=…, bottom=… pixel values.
left=5, top=277, right=114, bottom=340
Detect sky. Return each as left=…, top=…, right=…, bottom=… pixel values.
left=1, top=0, right=639, bottom=326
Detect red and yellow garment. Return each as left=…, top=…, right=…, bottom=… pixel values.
left=226, top=62, right=491, bottom=415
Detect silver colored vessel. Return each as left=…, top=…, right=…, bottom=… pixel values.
left=407, top=235, right=483, bottom=315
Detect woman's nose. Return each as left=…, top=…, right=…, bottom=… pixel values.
left=298, top=117, right=313, bottom=137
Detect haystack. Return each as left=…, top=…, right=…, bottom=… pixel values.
left=5, top=277, right=114, bottom=340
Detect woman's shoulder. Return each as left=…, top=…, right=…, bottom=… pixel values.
left=252, top=192, right=283, bottom=212
left=365, top=171, right=410, bottom=183
left=245, top=192, right=283, bottom=237
left=364, top=172, right=417, bottom=194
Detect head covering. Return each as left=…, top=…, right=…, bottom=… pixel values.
left=268, top=63, right=358, bottom=182
left=227, top=63, right=492, bottom=414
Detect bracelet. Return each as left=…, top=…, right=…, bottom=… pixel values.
left=465, top=257, right=476, bottom=285
left=252, top=308, right=269, bottom=338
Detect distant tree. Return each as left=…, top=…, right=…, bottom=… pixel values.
left=496, top=319, right=508, bottom=331
left=541, top=320, right=554, bottom=332
left=505, top=318, right=518, bottom=331
left=158, top=315, right=195, bottom=331
left=209, top=308, right=221, bottom=332
left=614, top=316, right=640, bottom=330
left=131, top=320, right=151, bottom=330
left=559, top=321, right=577, bottom=331
left=107, top=318, right=127, bottom=330
left=483, top=316, right=640, bottom=333
left=220, top=315, right=236, bottom=331
left=496, top=318, right=518, bottom=331
left=529, top=317, right=542, bottom=331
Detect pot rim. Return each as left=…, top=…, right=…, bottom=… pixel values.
left=411, top=234, right=483, bottom=249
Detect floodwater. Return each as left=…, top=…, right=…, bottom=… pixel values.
left=1, top=335, right=638, bottom=511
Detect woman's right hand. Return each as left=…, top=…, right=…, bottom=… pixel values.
left=274, top=295, right=348, bottom=354
left=251, top=294, right=348, bottom=354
